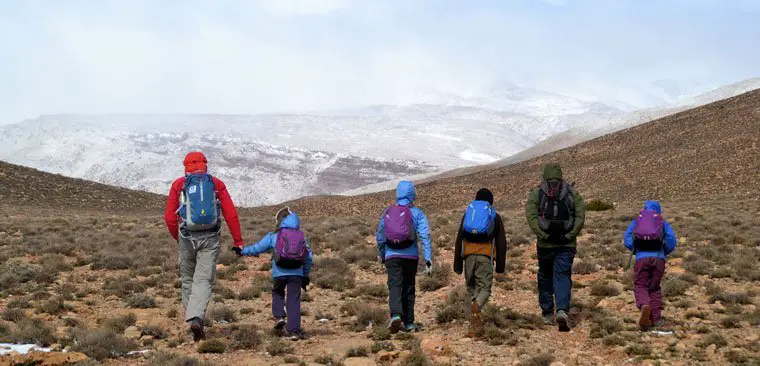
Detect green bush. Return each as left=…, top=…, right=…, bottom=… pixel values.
left=586, top=200, right=615, bottom=212
left=197, top=339, right=227, bottom=354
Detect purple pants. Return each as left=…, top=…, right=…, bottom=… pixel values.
left=272, top=276, right=302, bottom=333
left=633, top=257, right=665, bottom=322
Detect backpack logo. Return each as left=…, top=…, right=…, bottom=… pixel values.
left=188, top=185, right=197, bottom=195
left=383, top=204, right=416, bottom=249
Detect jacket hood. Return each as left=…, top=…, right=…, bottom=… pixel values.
left=184, top=151, right=208, bottom=174
left=279, top=213, right=301, bottom=229
left=542, top=164, right=563, bottom=181
left=396, top=180, right=416, bottom=206
left=643, top=200, right=662, bottom=214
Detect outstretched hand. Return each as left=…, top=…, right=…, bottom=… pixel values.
left=231, top=246, right=243, bottom=256
left=424, top=261, right=433, bottom=276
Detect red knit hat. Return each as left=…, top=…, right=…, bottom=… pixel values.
left=183, top=151, right=208, bottom=174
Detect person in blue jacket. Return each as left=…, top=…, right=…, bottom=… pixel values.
left=376, top=181, right=433, bottom=333
left=241, top=208, right=313, bottom=340
left=624, top=200, right=677, bottom=331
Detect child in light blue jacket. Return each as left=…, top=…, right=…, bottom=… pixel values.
left=241, top=208, right=313, bottom=339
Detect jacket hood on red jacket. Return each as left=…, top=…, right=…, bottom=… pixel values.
left=184, top=151, right=208, bottom=174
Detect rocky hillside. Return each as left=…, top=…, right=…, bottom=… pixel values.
left=259, top=88, right=760, bottom=217
left=0, top=160, right=165, bottom=213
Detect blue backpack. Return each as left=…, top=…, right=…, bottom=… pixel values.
left=178, top=173, right=220, bottom=231
left=462, top=200, right=496, bottom=242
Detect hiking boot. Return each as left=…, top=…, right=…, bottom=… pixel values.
left=556, top=310, right=570, bottom=332
left=639, top=305, right=652, bottom=332
left=287, top=330, right=304, bottom=341
left=387, top=316, right=403, bottom=334
left=274, top=318, right=286, bottom=330
left=468, top=301, right=483, bottom=337
left=542, top=313, right=556, bottom=326
left=405, top=323, right=419, bottom=333
left=651, top=319, right=673, bottom=334
left=188, top=317, right=205, bottom=342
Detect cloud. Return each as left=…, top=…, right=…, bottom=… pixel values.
left=0, top=0, right=758, bottom=124
left=259, top=0, right=353, bottom=15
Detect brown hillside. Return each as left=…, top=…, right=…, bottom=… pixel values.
left=251, top=88, right=760, bottom=217
left=0, top=160, right=165, bottom=213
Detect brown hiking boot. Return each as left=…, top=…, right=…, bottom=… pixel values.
left=189, top=317, right=205, bottom=342
left=467, top=301, right=482, bottom=337
left=639, top=305, right=652, bottom=331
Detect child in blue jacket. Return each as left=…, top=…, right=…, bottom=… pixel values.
left=241, top=208, right=313, bottom=340
left=376, top=181, right=433, bottom=333
left=624, top=200, right=677, bottom=331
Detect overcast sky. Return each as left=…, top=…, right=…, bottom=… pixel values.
left=1, top=0, right=759, bottom=124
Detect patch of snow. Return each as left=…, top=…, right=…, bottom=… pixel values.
left=0, top=343, right=52, bottom=355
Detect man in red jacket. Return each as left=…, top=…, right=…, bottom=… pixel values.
left=164, top=151, right=243, bottom=341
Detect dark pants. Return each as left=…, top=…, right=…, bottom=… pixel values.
left=272, top=276, right=302, bottom=333
left=385, top=258, right=418, bottom=325
left=537, top=247, right=576, bottom=315
left=633, top=257, right=665, bottom=322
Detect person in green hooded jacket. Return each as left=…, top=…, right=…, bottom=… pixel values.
left=525, top=163, right=585, bottom=332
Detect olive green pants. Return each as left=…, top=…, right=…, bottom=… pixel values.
left=465, top=255, right=494, bottom=309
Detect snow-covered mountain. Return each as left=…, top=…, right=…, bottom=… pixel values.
left=0, top=83, right=626, bottom=206
left=343, top=77, right=760, bottom=195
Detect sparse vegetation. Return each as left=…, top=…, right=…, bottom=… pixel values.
left=125, top=294, right=157, bottom=308
left=266, top=337, right=293, bottom=356
left=311, top=257, right=355, bottom=291
left=209, top=305, right=238, bottom=323
left=419, top=261, right=452, bottom=292
left=197, top=339, right=227, bottom=354
left=231, top=324, right=262, bottom=350
left=345, top=346, right=369, bottom=357
left=586, top=199, right=615, bottom=211
left=70, top=328, right=138, bottom=360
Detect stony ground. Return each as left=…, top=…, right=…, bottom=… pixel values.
left=1, top=199, right=759, bottom=366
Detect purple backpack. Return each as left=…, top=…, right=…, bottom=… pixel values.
left=273, top=228, right=308, bottom=269
left=383, top=204, right=416, bottom=249
left=634, top=209, right=665, bottom=242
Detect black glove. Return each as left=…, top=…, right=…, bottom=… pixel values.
left=301, top=277, right=310, bottom=290
left=231, top=247, right=243, bottom=256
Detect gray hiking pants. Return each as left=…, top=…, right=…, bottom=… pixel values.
left=465, top=255, right=494, bottom=309
left=179, top=231, right=221, bottom=322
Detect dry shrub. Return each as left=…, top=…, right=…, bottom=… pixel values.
left=102, top=313, right=137, bottom=332
left=520, top=353, right=555, bottom=366
left=312, top=257, right=355, bottom=291
left=341, top=301, right=386, bottom=330
left=343, top=246, right=378, bottom=264
left=349, top=284, right=388, bottom=299
left=419, top=262, right=451, bottom=292
left=89, top=254, right=134, bottom=270
left=2, top=308, right=25, bottom=322
left=9, top=318, right=56, bottom=346
left=590, top=281, right=621, bottom=297
left=0, top=258, right=55, bottom=292
left=147, top=352, right=212, bottom=366
left=709, top=292, right=751, bottom=305
left=197, top=339, right=227, bottom=354
left=141, top=324, right=168, bottom=339
left=209, top=306, right=238, bottom=323
left=435, top=285, right=469, bottom=324
left=103, top=276, right=146, bottom=298
left=231, top=324, right=262, bottom=350
left=586, top=199, right=615, bottom=211
left=346, top=347, right=369, bottom=357
left=266, top=337, right=293, bottom=356
left=125, top=294, right=157, bottom=309
left=572, top=259, right=598, bottom=275
left=37, top=296, right=72, bottom=315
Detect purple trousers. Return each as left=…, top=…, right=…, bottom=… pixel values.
left=272, top=276, right=302, bottom=333
left=633, top=257, right=665, bottom=322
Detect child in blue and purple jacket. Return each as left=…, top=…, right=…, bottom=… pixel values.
left=624, top=200, right=677, bottom=331
left=241, top=208, right=313, bottom=340
left=376, top=181, right=433, bottom=334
